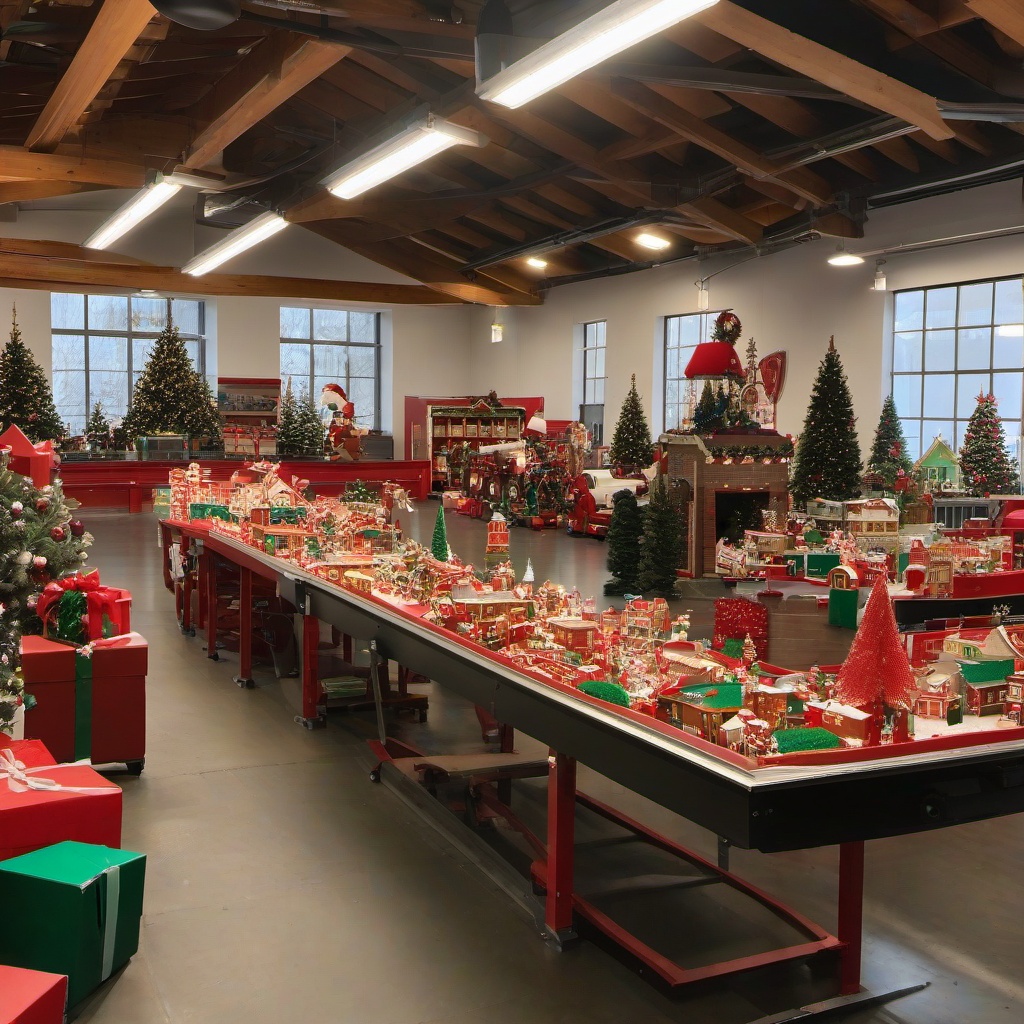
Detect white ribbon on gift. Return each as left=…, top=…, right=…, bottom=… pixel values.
left=0, top=746, right=110, bottom=794
left=100, top=864, right=121, bottom=981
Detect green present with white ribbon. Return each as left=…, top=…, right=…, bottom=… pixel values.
left=0, top=841, right=145, bottom=1009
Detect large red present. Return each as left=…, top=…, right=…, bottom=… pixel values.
left=0, top=965, right=67, bottom=1024
left=36, top=570, right=132, bottom=644
left=20, top=634, right=146, bottom=770
left=0, top=740, right=121, bottom=860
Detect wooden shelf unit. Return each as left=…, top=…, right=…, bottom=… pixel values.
left=426, top=398, right=526, bottom=489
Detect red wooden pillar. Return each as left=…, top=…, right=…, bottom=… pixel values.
left=544, top=751, right=577, bottom=947
left=837, top=841, right=865, bottom=995
left=234, top=566, right=254, bottom=688
left=204, top=551, right=219, bottom=659
left=299, top=613, right=323, bottom=726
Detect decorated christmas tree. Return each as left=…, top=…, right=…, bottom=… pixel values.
left=430, top=504, right=449, bottom=561
left=0, top=307, right=64, bottom=443
left=605, top=488, right=644, bottom=595
left=609, top=374, right=654, bottom=472
left=958, top=392, right=1019, bottom=496
left=636, top=476, right=681, bottom=596
left=85, top=402, right=111, bottom=450
left=295, top=387, right=326, bottom=457
left=863, top=395, right=913, bottom=491
left=692, top=380, right=724, bottom=433
left=121, top=319, right=221, bottom=443
left=834, top=573, right=915, bottom=710
left=276, top=378, right=301, bottom=456
left=790, top=337, right=862, bottom=507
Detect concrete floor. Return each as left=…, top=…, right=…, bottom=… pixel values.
left=74, top=507, right=1024, bottom=1024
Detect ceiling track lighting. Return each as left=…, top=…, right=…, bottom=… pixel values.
left=476, top=0, right=719, bottom=109
left=181, top=211, right=289, bottom=276
left=324, top=115, right=486, bottom=200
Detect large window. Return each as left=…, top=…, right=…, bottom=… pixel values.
left=280, top=307, right=381, bottom=430
left=51, top=293, right=206, bottom=435
left=580, top=320, right=606, bottom=443
left=664, top=311, right=718, bottom=430
left=892, top=277, right=1024, bottom=460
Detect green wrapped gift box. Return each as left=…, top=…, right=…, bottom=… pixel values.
left=0, top=841, right=146, bottom=1009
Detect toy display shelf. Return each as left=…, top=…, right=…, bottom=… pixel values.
left=217, top=377, right=280, bottom=427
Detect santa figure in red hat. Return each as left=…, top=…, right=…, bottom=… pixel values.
left=320, top=383, right=366, bottom=462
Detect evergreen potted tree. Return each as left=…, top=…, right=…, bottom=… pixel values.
left=276, top=378, right=301, bottom=456
left=605, top=488, right=644, bottom=595
left=636, top=476, right=682, bottom=597
left=85, top=402, right=111, bottom=454
left=863, top=395, right=913, bottom=494
left=296, top=387, right=326, bottom=458
left=609, top=374, right=654, bottom=475
left=0, top=307, right=64, bottom=444
left=790, top=337, right=862, bottom=507
left=959, top=392, right=1020, bottom=496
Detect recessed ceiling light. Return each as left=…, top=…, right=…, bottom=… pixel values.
left=526, top=257, right=548, bottom=269
left=636, top=232, right=670, bottom=251
left=827, top=243, right=864, bottom=266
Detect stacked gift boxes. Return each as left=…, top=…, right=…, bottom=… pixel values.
left=0, top=738, right=146, bottom=1017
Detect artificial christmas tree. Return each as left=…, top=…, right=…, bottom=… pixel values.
left=692, top=380, right=725, bottom=433
left=604, top=488, right=644, bottom=595
left=430, top=505, right=449, bottom=561
left=0, top=307, right=64, bottom=444
left=295, top=387, right=327, bottom=457
left=959, top=392, right=1019, bottom=496
left=121, top=320, right=221, bottom=444
left=790, top=337, right=862, bottom=507
left=609, top=374, right=654, bottom=472
left=85, top=403, right=111, bottom=451
left=863, top=395, right=913, bottom=492
left=276, top=378, right=301, bottom=456
left=636, top=476, right=681, bottom=596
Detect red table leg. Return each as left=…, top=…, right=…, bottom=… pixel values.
left=204, top=551, right=219, bottom=660
left=545, top=751, right=578, bottom=947
left=234, top=566, right=255, bottom=688
left=838, top=841, right=865, bottom=995
left=297, top=613, right=324, bottom=728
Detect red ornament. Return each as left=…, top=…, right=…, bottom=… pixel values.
left=50, top=526, right=65, bottom=542
left=35, top=497, right=49, bottom=512
left=69, top=519, right=85, bottom=537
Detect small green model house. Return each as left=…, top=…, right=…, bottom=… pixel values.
left=915, top=434, right=959, bottom=492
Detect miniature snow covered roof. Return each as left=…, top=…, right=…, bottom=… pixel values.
left=807, top=699, right=871, bottom=720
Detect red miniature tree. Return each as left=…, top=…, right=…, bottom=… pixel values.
left=834, top=574, right=915, bottom=709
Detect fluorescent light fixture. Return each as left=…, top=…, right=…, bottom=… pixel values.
left=636, top=232, right=670, bottom=251
left=477, top=0, right=719, bottom=109
left=827, top=243, right=864, bottom=266
left=84, top=179, right=183, bottom=250
left=325, top=115, right=486, bottom=200
left=526, top=256, right=548, bottom=269
left=182, top=211, right=289, bottom=276
left=696, top=279, right=710, bottom=311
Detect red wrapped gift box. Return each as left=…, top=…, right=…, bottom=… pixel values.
left=0, top=965, right=67, bottom=1024
left=0, top=740, right=121, bottom=861
left=36, top=570, right=132, bottom=642
left=20, top=634, right=146, bottom=769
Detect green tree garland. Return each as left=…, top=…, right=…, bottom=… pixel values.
left=0, top=307, right=64, bottom=443
left=609, top=374, right=654, bottom=472
left=790, top=337, right=862, bottom=507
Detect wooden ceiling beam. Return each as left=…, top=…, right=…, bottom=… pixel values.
left=0, top=147, right=148, bottom=187
left=183, top=35, right=350, bottom=170
left=680, top=196, right=763, bottom=244
left=0, top=181, right=100, bottom=205
left=0, top=239, right=459, bottom=303
left=611, top=79, right=833, bottom=206
left=26, top=0, right=160, bottom=152
left=695, top=0, right=954, bottom=140
left=964, top=0, right=1024, bottom=48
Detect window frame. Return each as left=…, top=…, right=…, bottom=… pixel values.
left=890, top=274, right=1024, bottom=461
left=279, top=306, right=383, bottom=431
left=663, top=310, right=722, bottom=430
left=51, top=293, right=206, bottom=435
left=580, top=319, right=607, bottom=445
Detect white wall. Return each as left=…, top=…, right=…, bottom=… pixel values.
left=467, top=179, right=1024, bottom=455
left=0, top=200, right=473, bottom=457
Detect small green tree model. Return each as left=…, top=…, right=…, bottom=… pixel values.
left=430, top=504, right=449, bottom=561
left=959, top=392, right=1020, bottom=496
left=790, top=337, right=862, bottom=507
left=636, top=476, right=682, bottom=596
left=691, top=380, right=720, bottom=433
left=295, top=387, right=326, bottom=457
left=863, top=395, right=913, bottom=492
left=604, top=488, right=644, bottom=595
left=0, top=307, right=64, bottom=443
left=85, top=402, right=111, bottom=450
left=121, top=319, right=221, bottom=443
left=276, top=378, right=301, bottom=456
left=609, top=374, right=654, bottom=472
